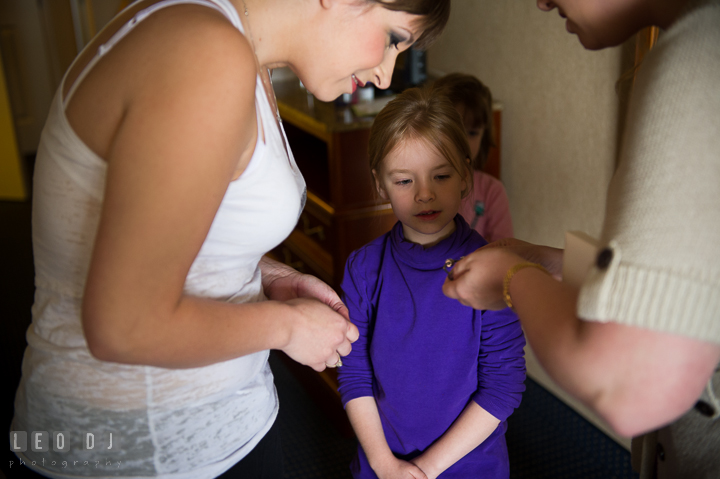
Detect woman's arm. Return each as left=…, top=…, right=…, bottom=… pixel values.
left=81, top=8, right=352, bottom=370
left=345, top=397, right=427, bottom=479
left=411, top=402, right=499, bottom=479
left=444, top=246, right=720, bottom=436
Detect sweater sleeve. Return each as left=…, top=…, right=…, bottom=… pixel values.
left=577, top=6, right=720, bottom=345
left=337, top=249, right=376, bottom=407
left=471, top=307, right=526, bottom=422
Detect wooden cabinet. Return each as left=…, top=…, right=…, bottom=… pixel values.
left=274, top=80, right=398, bottom=289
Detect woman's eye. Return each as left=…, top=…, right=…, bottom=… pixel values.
left=389, top=33, right=402, bottom=49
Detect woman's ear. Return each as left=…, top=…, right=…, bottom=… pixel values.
left=372, top=169, right=389, bottom=200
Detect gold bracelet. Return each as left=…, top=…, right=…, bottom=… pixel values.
left=503, top=262, right=549, bottom=309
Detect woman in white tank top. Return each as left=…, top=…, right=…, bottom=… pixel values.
left=11, top=0, right=449, bottom=478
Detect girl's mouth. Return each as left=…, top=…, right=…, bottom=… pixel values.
left=416, top=210, right=441, bottom=221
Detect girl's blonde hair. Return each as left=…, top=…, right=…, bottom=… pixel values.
left=368, top=85, right=473, bottom=198
left=433, top=73, right=495, bottom=171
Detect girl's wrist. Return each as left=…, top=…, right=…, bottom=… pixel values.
left=367, top=448, right=398, bottom=474
left=411, top=456, right=437, bottom=479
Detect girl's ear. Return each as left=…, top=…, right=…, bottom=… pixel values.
left=372, top=169, right=389, bottom=200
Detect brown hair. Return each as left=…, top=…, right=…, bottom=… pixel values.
left=368, top=85, right=473, bottom=198
left=369, top=0, right=451, bottom=50
left=433, top=73, right=495, bottom=170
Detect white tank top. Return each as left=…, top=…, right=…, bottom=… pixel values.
left=12, top=1, right=306, bottom=477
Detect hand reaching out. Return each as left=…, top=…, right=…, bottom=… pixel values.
left=442, top=239, right=563, bottom=311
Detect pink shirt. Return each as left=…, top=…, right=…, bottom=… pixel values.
left=459, top=171, right=513, bottom=242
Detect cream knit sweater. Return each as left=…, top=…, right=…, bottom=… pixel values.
left=578, top=0, right=720, bottom=346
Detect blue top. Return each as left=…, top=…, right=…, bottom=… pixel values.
left=338, top=215, right=526, bottom=479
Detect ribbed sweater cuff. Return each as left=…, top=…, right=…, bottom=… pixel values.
left=578, top=257, right=720, bottom=345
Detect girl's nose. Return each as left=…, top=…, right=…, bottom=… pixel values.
left=415, top=184, right=435, bottom=203
left=372, top=52, right=398, bottom=90
left=537, top=0, right=556, bottom=12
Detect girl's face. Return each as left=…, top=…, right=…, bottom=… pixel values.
left=536, top=0, right=650, bottom=50
left=373, top=137, right=466, bottom=247
left=456, top=104, right=483, bottom=164
left=293, top=1, right=420, bottom=101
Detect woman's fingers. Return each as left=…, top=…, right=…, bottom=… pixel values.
left=345, top=321, right=359, bottom=343
left=324, top=351, right=343, bottom=369
left=442, top=247, right=523, bottom=310
left=282, top=298, right=357, bottom=370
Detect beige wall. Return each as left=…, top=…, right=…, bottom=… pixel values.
left=428, top=2, right=623, bottom=248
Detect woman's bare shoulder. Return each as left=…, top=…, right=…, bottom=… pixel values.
left=122, top=3, right=257, bottom=97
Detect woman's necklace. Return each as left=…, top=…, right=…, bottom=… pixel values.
left=240, top=0, right=284, bottom=129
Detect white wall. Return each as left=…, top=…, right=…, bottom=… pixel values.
left=428, top=1, right=621, bottom=247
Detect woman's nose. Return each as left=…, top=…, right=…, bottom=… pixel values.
left=537, top=0, right=556, bottom=12
left=372, top=51, right=398, bottom=90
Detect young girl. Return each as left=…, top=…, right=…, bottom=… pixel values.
left=337, top=86, right=526, bottom=479
left=434, top=73, right=513, bottom=242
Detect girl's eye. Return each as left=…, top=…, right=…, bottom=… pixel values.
left=395, top=179, right=411, bottom=186
left=436, top=174, right=451, bottom=180
left=467, top=129, right=481, bottom=138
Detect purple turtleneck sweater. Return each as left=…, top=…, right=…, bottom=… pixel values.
left=338, top=215, right=526, bottom=479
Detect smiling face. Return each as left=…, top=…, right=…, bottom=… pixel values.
left=373, top=136, right=467, bottom=247
left=294, top=1, right=421, bottom=101
left=536, top=0, right=652, bottom=50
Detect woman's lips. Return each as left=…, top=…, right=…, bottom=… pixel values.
left=415, top=211, right=441, bottom=221
left=351, top=74, right=365, bottom=93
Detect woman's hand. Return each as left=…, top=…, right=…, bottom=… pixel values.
left=260, top=257, right=359, bottom=371
left=442, top=246, right=521, bottom=310
left=261, top=256, right=350, bottom=320
left=442, top=239, right=563, bottom=311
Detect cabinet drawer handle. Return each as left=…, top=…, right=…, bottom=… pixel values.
left=282, top=248, right=305, bottom=271
left=301, top=213, right=326, bottom=241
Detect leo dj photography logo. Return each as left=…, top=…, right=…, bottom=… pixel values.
left=9, top=431, right=123, bottom=471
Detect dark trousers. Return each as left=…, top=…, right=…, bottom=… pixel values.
left=216, top=418, right=284, bottom=479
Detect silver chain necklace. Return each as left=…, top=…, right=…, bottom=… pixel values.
left=240, top=0, right=286, bottom=144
